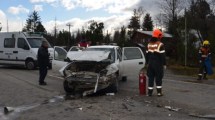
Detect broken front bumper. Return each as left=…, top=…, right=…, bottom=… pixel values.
left=65, top=71, right=116, bottom=94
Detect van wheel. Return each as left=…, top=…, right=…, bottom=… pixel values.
left=26, top=60, right=35, bottom=70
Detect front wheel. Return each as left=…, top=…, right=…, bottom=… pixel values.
left=63, top=80, right=75, bottom=94
left=108, top=76, right=119, bottom=93
left=26, top=60, right=35, bottom=70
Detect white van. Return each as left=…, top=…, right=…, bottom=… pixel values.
left=0, top=32, right=54, bottom=69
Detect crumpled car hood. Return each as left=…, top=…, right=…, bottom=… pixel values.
left=67, top=51, right=111, bottom=62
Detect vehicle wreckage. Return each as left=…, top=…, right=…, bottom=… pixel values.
left=53, top=45, right=145, bottom=96
left=60, top=51, right=119, bottom=96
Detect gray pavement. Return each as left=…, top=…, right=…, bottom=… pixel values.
left=0, top=66, right=213, bottom=119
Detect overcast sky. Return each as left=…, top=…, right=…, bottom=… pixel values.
left=0, top=0, right=159, bottom=34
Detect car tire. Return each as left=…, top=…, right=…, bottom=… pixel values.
left=26, top=60, right=35, bottom=70
left=63, top=80, right=75, bottom=93
left=108, top=77, right=119, bottom=93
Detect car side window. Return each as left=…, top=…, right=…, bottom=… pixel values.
left=70, top=47, right=79, bottom=51
left=54, top=47, right=67, bottom=61
left=123, top=48, right=142, bottom=60
left=4, top=38, right=15, bottom=48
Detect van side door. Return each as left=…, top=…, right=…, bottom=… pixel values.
left=16, top=38, right=30, bottom=65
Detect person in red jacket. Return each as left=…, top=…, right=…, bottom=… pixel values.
left=78, top=39, right=89, bottom=48
left=146, top=29, right=166, bottom=96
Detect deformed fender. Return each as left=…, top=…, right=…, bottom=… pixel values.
left=106, top=63, right=119, bottom=76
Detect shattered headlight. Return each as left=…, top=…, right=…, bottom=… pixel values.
left=99, top=69, right=108, bottom=76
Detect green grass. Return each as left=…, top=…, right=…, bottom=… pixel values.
left=168, top=65, right=215, bottom=79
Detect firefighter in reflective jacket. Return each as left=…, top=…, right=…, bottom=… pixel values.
left=197, top=40, right=211, bottom=80
left=146, top=29, right=166, bottom=96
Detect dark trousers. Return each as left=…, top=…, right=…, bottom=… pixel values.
left=39, top=66, right=48, bottom=83
left=198, top=62, right=207, bottom=76
left=147, top=64, right=163, bottom=88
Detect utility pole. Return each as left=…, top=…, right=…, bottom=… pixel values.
left=54, top=17, right=57, bottom=46
left=7, top=19, right=9, bottom=32
left=185, top=8, right=187, bottom=67
left=66, top=23, right=73, bottom=49
left=0, top=22, right=2, bottom=32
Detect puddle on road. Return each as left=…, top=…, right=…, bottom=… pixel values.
left=0, top=95, right=65, bottom=120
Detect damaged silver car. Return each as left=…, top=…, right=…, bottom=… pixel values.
left=52, top=46, right=145, bottom=95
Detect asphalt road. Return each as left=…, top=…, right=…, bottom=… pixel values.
left=0, top=65, right=213, bottom=120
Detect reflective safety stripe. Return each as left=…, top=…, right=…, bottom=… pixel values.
left=148, top=87, right=153, bottom=90
left=198, top=74, right=202, bottom=76
left=156, top=86, right=162, bottom=89
left=201, top=55, right=207, bottom=57
left=159, top=50, right=165, bottom=53
left=147, top=42, right=164, bottom=53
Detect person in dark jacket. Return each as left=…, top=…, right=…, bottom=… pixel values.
left=146, top=29, right=166, bottom=96
left=38, top=41, right=50, bottom=85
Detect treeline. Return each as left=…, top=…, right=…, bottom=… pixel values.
left=22, top=0, right=215, bottom=65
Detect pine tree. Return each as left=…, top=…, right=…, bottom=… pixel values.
left=23, top=11, right=46, bottom=33
left=128, top=9, right=140, bottom=31
left=142, top=13, right=153, bottom=31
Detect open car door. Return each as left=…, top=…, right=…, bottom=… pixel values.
left=52, top=46, right=68, bottom=75
left=120, top=47, right=145, bottom=81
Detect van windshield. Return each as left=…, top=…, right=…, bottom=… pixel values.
left=27, top=38, right=51, bottom=48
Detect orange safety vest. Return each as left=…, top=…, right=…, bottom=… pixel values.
left=147, top=41, right=165, bottom=53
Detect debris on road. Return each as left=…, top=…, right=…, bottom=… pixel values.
left=189, top=113, right=215, bottom=119
left=4, top=104, right=40, bottom=115
left=144, top=100, right=152, bottom=104
left=78, top=107, right=83, bottom=111
left=164, top=106, right=181, bottom=112
left=122, top=103, right=131, bottom=112
left=106, top=93, right=115, bottom=96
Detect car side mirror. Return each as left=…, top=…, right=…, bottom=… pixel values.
left=64, top=58, right=71, bottom=62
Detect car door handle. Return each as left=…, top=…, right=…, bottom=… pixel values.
left=13, top=51, right=18, bottom=53
left=139, top=62, right=143, bottom=65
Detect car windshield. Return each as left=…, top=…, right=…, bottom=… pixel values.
left=27, top=38, right=51, bottom=48
left=85, top=48, right=115, bottom=62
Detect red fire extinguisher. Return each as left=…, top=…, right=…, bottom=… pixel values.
left=139, top=71, right=146, bottom=95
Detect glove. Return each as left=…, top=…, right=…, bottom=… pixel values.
left=199, top=60, right=202, bottom=63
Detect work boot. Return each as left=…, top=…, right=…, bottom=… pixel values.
left=157, top=88, right=163, bottom=97
left=147, top=89, right=153, bottom=96
left=203, top=73, right=208, bottom=80
left=39, top=82, right=47, bottom=85
left=197, top=75, right=202, bottom=81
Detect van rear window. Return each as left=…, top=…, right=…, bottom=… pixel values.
left=4, top=38, right=15, bottom=48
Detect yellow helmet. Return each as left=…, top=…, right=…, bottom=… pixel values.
left=203, top=40, right=210, bottom=46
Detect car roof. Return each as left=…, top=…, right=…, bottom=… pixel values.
left=88, top=45, right=119, bottom=49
